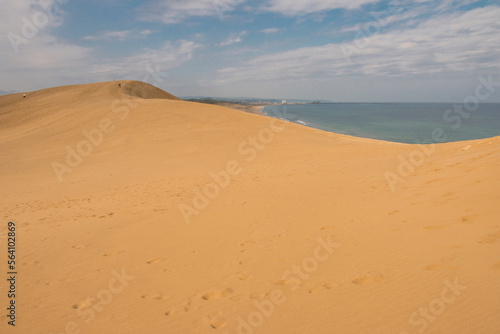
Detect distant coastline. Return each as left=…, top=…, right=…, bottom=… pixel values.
left=185, top=98, right=270, bottom=115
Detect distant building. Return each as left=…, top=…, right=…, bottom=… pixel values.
left=282, top=99, right=287, bottom=104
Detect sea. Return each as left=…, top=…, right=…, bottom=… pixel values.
left=262, top=103, right=500, bottom=144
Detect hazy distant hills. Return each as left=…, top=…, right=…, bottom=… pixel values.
left=181, top=96, right=331, bottom=104
left=0, top=90, right=18, bottom=95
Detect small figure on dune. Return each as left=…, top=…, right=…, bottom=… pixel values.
left=23, top=94, right=26, bottom=98
left=118, top=83, right=121, bottom=88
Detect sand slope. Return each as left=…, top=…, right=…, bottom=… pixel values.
left=0, top=81, right=499, bottom=334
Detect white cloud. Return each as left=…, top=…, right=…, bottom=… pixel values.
left=338, top=0, right=483, bottom=33
left=260, top=28, right=280, bottom=34
left=220, top=31, right=247, bottom=46
left=261, top=0, right=379, bottom=16
left=83, top=29, right=156, bottom=41
left=86, top=40, right=202, bottom=82
left=0, top=0, right=91, bottom=90
left=0, top=0, right=65, bottom=34
left=216, top=6, right=500, bottom=84
left=84, top=30, right=134, bottom=41
left=0, top=0, right=198, bottom=92
left=138, top=0, right=245, bottom=24
left=139, top=29, right=156, bottom=36
left=0, top=0, right=201, bottom=91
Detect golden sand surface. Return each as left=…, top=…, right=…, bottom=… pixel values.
left=0, top=81, right=499, bottom=333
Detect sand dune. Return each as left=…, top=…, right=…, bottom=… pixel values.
left=0, top=81, right=499, bottom=333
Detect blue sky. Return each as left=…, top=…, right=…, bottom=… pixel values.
left=1, top=0, right=499, bottom=102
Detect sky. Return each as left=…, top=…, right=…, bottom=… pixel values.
left=1, top=0, right=499, bottom=102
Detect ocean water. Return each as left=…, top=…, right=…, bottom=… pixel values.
left=262, top=103, right=500, bottom=144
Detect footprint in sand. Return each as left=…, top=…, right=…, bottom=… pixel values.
left=103, top=252, right=120, bottom=257
left=146, top=258, right=166, bottom=264
left=352, top=274, right=383, bottom=285
left=240, top=240, right=256, bottom=247
left=141, top=293, right=168, bottom=301
left=477, top=233, right=500, bottom=244
left=207, top=315, right=226, bottom=329
left=422, top=264, right=444, bottom=271
left=274, top=278, right=301, bottom=288
left=230, top=292, right=269, bottom=302
left=308, top=283, right=339, bottom=294
left=238, top=258, right=252, bottom=265
left=164, top=297, right=201, bottom=316
left=201, top=288, right=233, bottom=300
left=164, top=306, right=185, bottom=316
left=35, top=279, right=51, bottom=285
left=184, top=304, right=200, bottom=311
left=72, top=300, right=93, bottom=310
left=236, top=271, right=251, bottom=281
left=461, top=217, right=473, bottom=224
left=422, top=264, right=458, bottom=271
left=267, top=234, right=284, bottom=241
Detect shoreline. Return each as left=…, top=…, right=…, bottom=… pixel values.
left=247, top=104, right=500, bottom=145
left=214, top=100, right=500, bottom=147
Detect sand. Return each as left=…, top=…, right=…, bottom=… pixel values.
left=0, top=81, right=499, bottom=334
left=188, top=100, right=267, bottom=115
